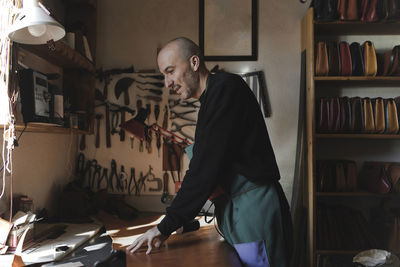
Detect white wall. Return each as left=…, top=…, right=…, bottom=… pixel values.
left=91, top=0, right=309, bottom=212
left=1, top=132, right=78, bottom=216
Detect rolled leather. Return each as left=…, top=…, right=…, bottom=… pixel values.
left=318, top=97, right=330, bottom=132
left=327, top=41, right=341, bottom=76
left=372, top=97, right=385, bottom=134
left=359, top=162, right=391, bottom=194
left=335, top=161, right=347, bottom=191
left=345, top=160, right=358, bottom=191
left=316, top=42, right=329, bottom=76
left=350, top=42, right=365, bottom=76
left=351, top=96, right=363, bottom=133
left=384, top=98, right=399, bottom=134
left=363, top=41, right=378, bottom=76
left=329, top=97, right=341, bottom=132
left=361, top=0, right=379, bottom=22
left=362, top=97, right=375, bottom=133
left=339, top=42, right=352, bottom=76
left=380, top=0, right=400, bottom=21
left=314, top=0, right=339, bottom=21
left=340, top=96, right=352, bottom=132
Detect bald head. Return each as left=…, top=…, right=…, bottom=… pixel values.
left=159, top=37, right=206, bottom=69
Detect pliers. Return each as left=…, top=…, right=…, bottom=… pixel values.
left=92, top=163, right=101, bottom=190
left=109, top=159, right=120, bottom=192
left=128, top=168, right=138, bottom=196
left=169, top=110, right=196, bottom=122
left=170, top=122, right=195, bottom=141
left=98, top=167, right=109, bottom=190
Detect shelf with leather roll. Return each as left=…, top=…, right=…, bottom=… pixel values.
left=316, top=191, right=400, bottom=197
left=314, top=76, right=400, bottom=82
left=13, top=123, right=88, bottom=134
left=316, top=133, right=400, bottom=139
left=314, top=20, right=400, bottom=36
left=18, top=41, right=95, bottom=73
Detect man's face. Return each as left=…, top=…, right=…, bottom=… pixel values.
left=158, top=44, right=199, bottom=100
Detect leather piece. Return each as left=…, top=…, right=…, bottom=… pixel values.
left=327, top=41, right=341, bottom=76
left=363, top=41, right=377, bottom=76
left=314, top=0, right=339, bottom=22
left=385, top=98, right=399, bottom=134
left=351, top=97, right=363, bottom=133
left=316, top=42, right=329, bottom=76
left=380, top=0, right=400, bottom=21
left=359, top=162, right=391, bottom=194
left=339, top=42, right=352, bottom=76
left=383, top=46, right=400, bottom=76
left=318, top=97, right=330, bottom=132
left=340, top=96, right=352, bottom=132
left=337, top=0, right=347, bottom=20
left=388, top=163, right=400, bottom=193
left=363, top=97, right=375, bottom=133
left=329, top=97, right=341, bottom=132
left=361, top=0, right=379, bottom=22
left=345, top=160, right=358, bottom=191
left=373, top=97, right=385, bottom=134
left=350, top=42, right=365, bottom=76
left=347, top=0, right=360, bottom=20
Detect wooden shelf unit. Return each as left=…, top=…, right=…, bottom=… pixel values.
left=302, top=8, right=400, bottom=266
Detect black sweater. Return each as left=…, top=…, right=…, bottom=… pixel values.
left=157, top=72, right=280, bottom=236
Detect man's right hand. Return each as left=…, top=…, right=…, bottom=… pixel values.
left=126, top=226, right=168, bottom=255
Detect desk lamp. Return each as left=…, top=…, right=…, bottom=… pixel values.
left=120, top=108, right=191, bottom=147
left=8, top=0, right=65, bottom=45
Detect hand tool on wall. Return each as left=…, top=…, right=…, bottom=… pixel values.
left=92, top=164, right=101, bottom=190
left=119, top=165, right=127, bottom=192
left=109, top=159, right=119, bottom=192
left=111, top=111, right=120, bottom=135
left=128, top=168, right=138, bottom=195
left=154, top=104, right=160, bottom=122
left=137, top=85, right=163, bottom=96
left=156, top=131, right=161, bottom=157
left=120, top=109, right=126, bottom=141
left=130, top=135, right=134, bottom=149
left=136, top=80, right=164, bottom=88
left=137, top=171, right=146, bottom=194
left=162, top=105, right=168, bottom=129
left=136, top=99, right=143, bottom=110
left=98, top=168, right=108, bottom=190
left=96, top=66, right=134, bottom=100
left=170, top=110, right=196, bottom=122
left=148, top=176, right=162, bottom=192
left=137, top=94, right=162, bottom=103
left=170, top=122, right=195, bottom=142
left=146, top=103, right=151, bottom=124
left=145, top=127, right=152, bottom=154
left=115, top=77, right=134, bottom=106
left=95, top=114, right=103, bottom=148
left=161, top=172, right=173, bottom=204
left=75, top=153, right=85, bottom=179
left=138, top=74, right=164, bottom=80
left=105, top=104, right=111, bottom=147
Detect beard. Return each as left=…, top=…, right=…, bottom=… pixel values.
left=180, top=68, right=199, bottom=100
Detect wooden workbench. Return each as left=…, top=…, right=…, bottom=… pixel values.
left=97, top=211, right=241, bottom=267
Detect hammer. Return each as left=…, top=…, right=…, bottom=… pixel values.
left=95, top=113, right=103, bottom=148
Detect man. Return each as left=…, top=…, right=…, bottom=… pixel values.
left=127, top=37, right=292, bottom=266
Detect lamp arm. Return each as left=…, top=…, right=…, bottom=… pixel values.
left=150, top=124, right=191, bottom=147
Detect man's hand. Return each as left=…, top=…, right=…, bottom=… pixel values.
left=126, top=226, right=168, bottom=255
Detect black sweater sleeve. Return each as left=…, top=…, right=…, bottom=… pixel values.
left=157, top=74, right=245, bottom=236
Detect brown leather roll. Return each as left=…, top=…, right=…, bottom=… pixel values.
left=361, top=0, right=379, bottom=22
left=359, top=162, right=391, bottom=194
left=335, top=161, right=347, bottom=191
left=339, top=42, right=352, bottom=76
left=363, top=97, right=375, bottom=133
left=329, top=97, right=341, bottom=132
left=318, top=97, right=330, bottom=132
left=384, top=98, right=399, bottom=134
left=381, top=0, right=400, bottom=21
left=363, top=41, right=377, bottom=77
left=316, top=42, right=329, bottom=76
left=327, top=41, right=341, bottom=76
left=345, top=160, right=358, bottom=191
left=373, top=97, right=385, bottom=134
left=347, top=0, right=360, bottom=20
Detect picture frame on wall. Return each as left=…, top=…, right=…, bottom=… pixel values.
left=199, top=0, right=258, bottom=61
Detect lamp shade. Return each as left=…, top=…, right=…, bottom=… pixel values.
left=8, top=0, right=65, bottom=44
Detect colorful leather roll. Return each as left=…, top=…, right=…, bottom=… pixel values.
left=373, top=97, right=385, bottom=134
left=316, top=42, right=329, bottom=76
left=327, top=41, right=341, bottom=76
left=351, top=97, right=363, bottom=133
left=362, top=97, right=375, bottom=133
left=350, top=42, right=365, bottom=76
left=339, top=42, right=352, bottom=76
left=384, top=98, right=399, bottom=134
left=363, top=41, right=377, bottom=76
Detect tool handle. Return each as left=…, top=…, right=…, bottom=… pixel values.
left=105, top=104, right=111, bottom=148
left=96, top=119, right=100, bottom=148
left=80, top=134, right=86, bottom=150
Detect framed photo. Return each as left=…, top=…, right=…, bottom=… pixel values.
left=199, top=0, right=258, bottom=61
